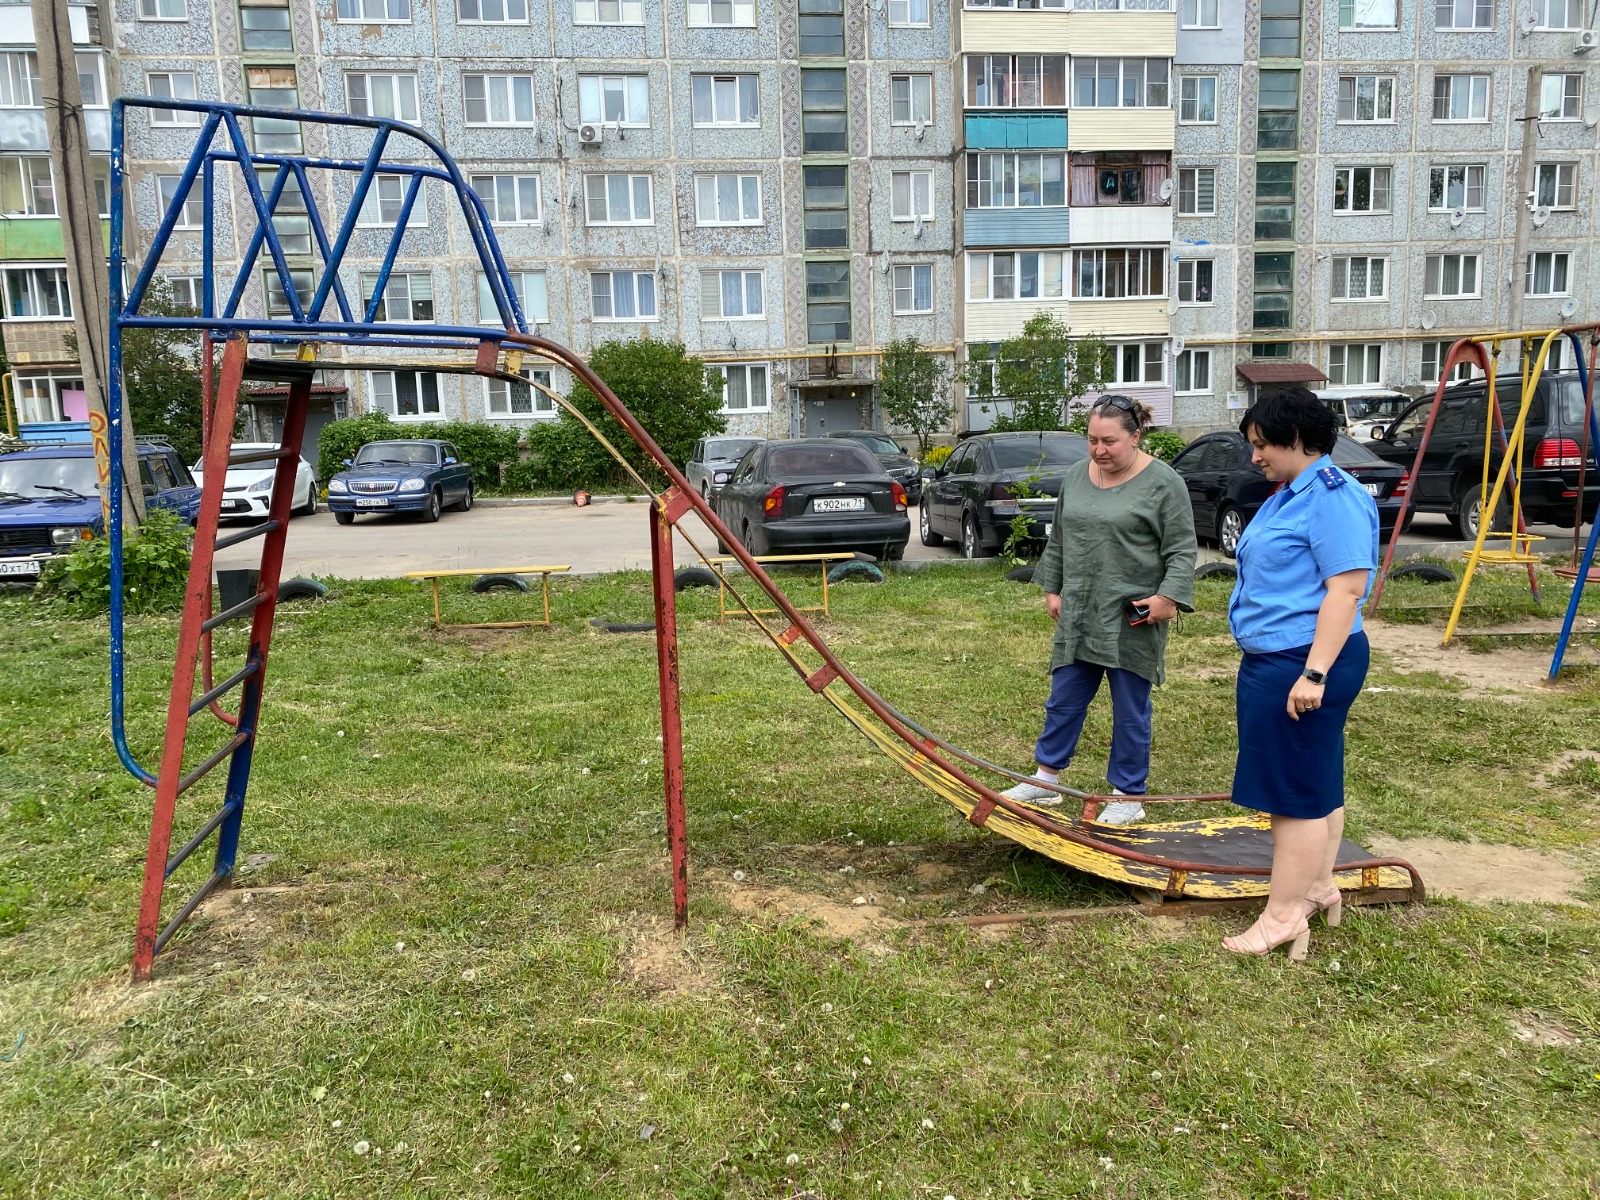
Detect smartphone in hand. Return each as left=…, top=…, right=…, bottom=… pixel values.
left=1126, top=601, right=1151, bottom=626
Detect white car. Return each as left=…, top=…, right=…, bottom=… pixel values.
left=191, top=443, right=319, bottom=520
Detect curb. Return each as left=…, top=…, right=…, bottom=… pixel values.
left=477, top=494, right=648, bottom=508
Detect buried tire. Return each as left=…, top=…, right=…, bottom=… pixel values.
left=673, top=566, right=720, bottom=591
left=472, top=573, right=530, bottom=594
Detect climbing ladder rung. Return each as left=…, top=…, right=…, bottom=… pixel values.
left=201, top=593, right=266, bottom=633
left=215, top=520, right=281, bottom=552
left=176, top=731, right=251, bottom=796
left=189, top=661, right=259, bottom=716
left=225, top=447, right=296, bottom=466
left=167, top=801, right=238, bottom=877
left=152, top=870, right=229, bottom=955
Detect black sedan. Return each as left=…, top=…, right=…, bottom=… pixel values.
left=712, top=438, right=910, bottom=560
left=919, top=431, right=1089, bottom=559
left=1171, top=431, right=1408, bottom=557
left=826, top=430, right=922, bottom=505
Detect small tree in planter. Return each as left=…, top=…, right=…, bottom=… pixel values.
left=962, top=313, right=1113, bottom=432
left=876, top=336, right=952, bottom=460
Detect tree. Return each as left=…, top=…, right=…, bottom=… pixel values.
left=962, top=313, right=1113, bottom=432
left=876, top=336, right=952, bottom=460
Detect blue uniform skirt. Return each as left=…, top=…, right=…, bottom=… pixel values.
left=1231, top=631, right=1369, bottom=820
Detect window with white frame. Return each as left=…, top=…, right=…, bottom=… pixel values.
left=1535, top=0, right=1582, bottom=27
left=591, top=271, right=657, bottom=321
left=262, top=268, right=315, bottom=319
left=1339, top=0, right=1398, bottom=28
left=966, top=56, right=1068, bottom=109
left=1179, top=76, right=1217, bottom=124
left=711, top=363, right=770, bottom=413
left=889, top=0, right=929, bottom=23
left=966, top=251, right=1065, bottom=301
left=1333, top=165, right=1391, bottom=213
left=3, top=266, right=71, bottom=319
left=0, top=157, right=55, bottom=217
left=1435, top=0, right=1493, bottom=28
left=361, top=272, right=434, bottom=322
left=1177, top=259, right=1214, bottom=305
left=485, top=365, right=554, bottom=418
left=346, top=72, right=420, bottom=122
left=92, top=157, right=111, bottom=219
left=1337, top=74, right=1394, bottom=122
left=338, top=0, right=410, bottom=20
left=157, top=174, right=203, bottom=229
left=691, top=75, right=759, bottom=126
left=1109, top=342, right=1165, bottom=386
left=76, top=53, right=106, bottom=107
left=1421, top=340, right=1479, bottom=383
left=1179, top=0, right=1219, bottom=28
left=1428, top=163, right=1485, bottom=210
left=463, top=74, right=535, bottom=125
left=471, top=174, right=540, bottom=225
left=458, top=0, right=528, bottom=21
left=1175, top=348, right=1212, bottom=393
left=700, top=269, right=764, bottom=320
left=1525, top=251, right=1571, bottom=296
left=147, top=72, right=201, bottom=124
left=357, top=174, right=427, bottom=227
left=695, top=174, right=763, bottom=225
left=1177, top=166, right=1215, bottom=216
left=1535, top=162, right=1577, bottom=209
left=687, top=0, right=755, bottom=25
left=1329, top=343, right=1383, bottom=387
left=965, top=0, right=1065, bottom=7
left=1539, top=73, right=1582, bottom=120
left=891, top=74, right=933, bottom=125
left=584, top=174, right=653, bottom=225
left=1424, top=253, right=1481, bottom=298
left=0, top=54, right=40, bottom=108
left=893, top=264, right=934, bottom=314
left=574, top=0, right=642, bottom=21
left=477, top=270, right=549, bottom=324
left=1331, top=255, right=1387, bottom=300
left=139, top=0, right=187, bottom=18
left=578, top=74, right=650, bottom=127
left=168, top=276, right=203, bottom=310
left=371, top=370, right=441, bottom=419
left=14, top=372, right=84, bottom=424
left=1432, top=74, right=1489, bottom=121
left=890, top=170, right=933, bottom=221
left=1071, top=248, right=1166, bottom=300
left=965, top=153, right=1066, bottom=208
left=1071, top=58, right=1170, bottom=108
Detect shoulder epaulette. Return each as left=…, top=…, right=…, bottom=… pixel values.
left=1318, top=466, right=1345, bottom=490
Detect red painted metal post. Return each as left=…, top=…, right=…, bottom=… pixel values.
left=649, top=501, right=689, bottom=929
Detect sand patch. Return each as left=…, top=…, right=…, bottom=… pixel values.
left=913, top=863, right=958, bottom=886
left=715, top=881, right=902, bottom=940
left=621, top=924, right=719, bottom=999
left=1510, top=1012, right=1582, bottom=1047
left=1534, top=748, right=1600, bottom=792
left=1365, top=619, right=1599, bottom=699
left=1367, top=836, right=1590, bottom=905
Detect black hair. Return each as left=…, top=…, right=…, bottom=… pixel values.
left=1238, top=386, right=1339, bottom=456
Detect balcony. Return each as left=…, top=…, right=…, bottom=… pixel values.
left=965, top=113, right=1068, bottom=150
left=1066, top=107, right=1173, bottom=152
left=1067, top=154, right=1173, bottom=243
left=964, top=296, right=1072, bottom=343
left=961, top=10, right=1071, bottom=54
left=963, top=207, right=1071, bottom=248
left=1064, top=8, right=1176, bottom=56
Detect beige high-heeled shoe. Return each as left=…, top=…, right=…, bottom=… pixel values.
left=1304, top=886, right=1343, bottom=928
left=1223, top=914, right=1311, bottom=962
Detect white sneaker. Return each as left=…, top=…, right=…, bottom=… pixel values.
left=1001, top=780, right=1062, bottom=805
left=1097, top=800, right=1146, bottom=825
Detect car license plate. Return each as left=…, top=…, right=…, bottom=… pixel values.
left=355, top=498, right=389, bottom=508
left=1364, top=483, right=1382, bottom=497
left=0, top=559, right=41, bottom=577
left=812, top=497, right=865, bottom=513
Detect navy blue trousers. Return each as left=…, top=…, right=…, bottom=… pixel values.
left=1034, top=660, right=1153, bottom=795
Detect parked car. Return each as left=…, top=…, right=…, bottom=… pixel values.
left=325, top=439, right=475, bottom=524
left=1319, top=392, right=1413, bottom=442
left=684, top=435, right=765, bottom=498
left=1172, top=431, right=1408, bottom=557
left=919, top=431, right=1089, bottom=559
left=712, top=437, right=910, bottom=559
left=191, top=442, right=317, bottom=520
left=1366, top=371, right=1599, bottom=539
left=0, top=439, right=199, bottom=583
left=826, top=430, right=922, bottom=505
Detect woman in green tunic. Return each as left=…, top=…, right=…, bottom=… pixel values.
left=1001, top=396, right=1197, bottom=823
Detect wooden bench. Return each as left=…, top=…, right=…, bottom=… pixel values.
left=403, top=565, right=572, bottom=631
left=704, top=552, right=858, bottom=623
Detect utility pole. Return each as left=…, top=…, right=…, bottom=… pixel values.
left=31, top=0, right=144, bottom=527
left=1506, top=66, right=1543, bottom=345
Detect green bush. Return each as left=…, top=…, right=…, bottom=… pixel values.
left=37, top=507, right=193, bottom=615
left=922, top=445, right=953, bottom=469
left=316, top=413, right=522, bottom=492
left=524, top=418, right=617, bottom=491
left=1143, top=429, right=1187, bottom=462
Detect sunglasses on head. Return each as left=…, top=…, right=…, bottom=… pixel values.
left=1093, top=395, right=1138, bottom=415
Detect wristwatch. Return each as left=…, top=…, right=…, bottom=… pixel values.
left=1302, top=668, right=1327, bottom=685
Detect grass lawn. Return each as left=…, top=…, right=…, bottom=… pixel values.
left=1, top=564, right=1598, bottom=1199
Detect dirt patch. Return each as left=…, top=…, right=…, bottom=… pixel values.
left=622, top=925, right=719, bottom=999
left=1510, top=1012, right=1582, bottom=1047
left=1534, top=749, right=1600, bottom=791
left=1364, top=620, right=1597, bottom=698
left=1367, top=836, right=1590, bottom=906
left=69, top=978, right=163, bottom=1027
left=715, top=881, right=903, bottom=941
left=914, top=863, right=958, bottom=886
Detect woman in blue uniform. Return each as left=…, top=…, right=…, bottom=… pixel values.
left=1224, top=387, right=1378, bottom=960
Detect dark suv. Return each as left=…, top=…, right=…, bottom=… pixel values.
left=1369, top=371, right=1599, bottom=539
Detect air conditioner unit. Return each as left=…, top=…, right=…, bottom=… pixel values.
left=1575, top=28, right=1598, bottom=52
left=578, top=123, right=603, bottom=147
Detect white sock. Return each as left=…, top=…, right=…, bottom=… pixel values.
left=1035, top=769, right=1059, bottom=784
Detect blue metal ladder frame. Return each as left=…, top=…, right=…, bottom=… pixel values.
left=1547, top=330, right=1600, bottom=680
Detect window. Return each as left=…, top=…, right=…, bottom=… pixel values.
left=360, top=272, right=434, bottom=322
left=1177, top=259, right=1214, bottom=305
left=0, top=54, right=40, bottom=108
left=338, top=0, right=409, bottom=19
left=345, top=72, right=420, bottom=122
left=578, top=74, right=650, bottom=126
left=1176, top=166, right=1215, bottom=216
left=969, top=56, right=1069, bottom=108
left=3, top=267, right=71, bottom=319
left=14, top=372, right=84, bottom=424
left=1254, top=161, right=1295, bottom=239
left=477, top=270, right=549, bottom=324
left=966, top=153, right=1066, bottom=208
left=357, top=175, right=426, bottom=227
left=0, top=158, right=54, bottom=217
left=700, top=269, right=765, bottom=320
left=1070, top=58, right=1168, bottom=109
left=1179, top=76, right=1217, bottom=124
left=1329, top=343, right=1383, bottom=387
left=799, top=0, right=845, bottom=55
left=889, top=0, right=929, bottom=25
left=458, top=0, right=527, bottom=20
left=1333, top=166, right=1391, bottom=213
left=262, top=267, right=314, bottom=319
left=1525, top=252, right=1571, bottom=297
left=890, top=170, right=933, bottom=221
left=584, top=174, right=653, bottom=225
left=967, top=251, right=1065, bottom=301
left=1175, top=348, right=1212, bottom=393
left=1109, top=342, right=1165, bottom=386
left=893, top=264, right=934, bottom=314
left=573, top=0, right=642, bottom=22
left=463, top=74, right=535, bottom=126
left=692, top=75, right=759, bottom=126
left=248, top=68, right=301, bottom=154
left=169, top=276, right=203, bottom=310
left=371, top=371, right=441, bottom=419
left=1339, top=0, right=1397, bottom=27
left=806, top=261, right=851, bottom=344
left=1535, top=0, right=1582, bottom=28
left=1071, top=248, right=1166, bottom=300
left=147, top=72, right=201, bottom=124
left=591, top=271, right=657, bottom=320
left=801, top=70, right=847, bottom=153
left=1432, top=74, right=1489, bottom=121
left=157, top=174, right=203, bottom=229
left=1337, top=74, right=1394, bottom=122
left=239, top=0, right=293, bottom=52
left=1428, top=164, right=1485, bottom=210
left=688, top=0, right=755, bottom=25
left=471, top=174, right=540, bottom=225
left=486, top=365, right=555, bottom=418
left=260, top=166, right=312, bottom=254
left=1257, top=69, right=1299, bottom=149
left=711, top=364, right=770, bottom=413
left=891, top=74, right=933, bottom=125
left=695, top=174, right=762, bottom=225
left=1539, top=73, right=1582, bottom=120
left=1423, top=253, right=1481, bottom=298
left=139, top=0, right=187, bottom=18
left=1331, top=255, right=1387, bottom=300
left=1253, top=252, right=1293, bottom=330
left=803, top=165, right=849, bottom=249
left=1435, top=0, right=1493, bottom=28
left=1421, top=340, right=1479, bottom=383
left=74, top=54, right=106, bottom=108
left=1536, top=162, right=1577, bottom=210
left=1180, top=0, right=1219, bottom=28
left=965, top=0, right=1065, bottom=7
left=1260, top=0, right=1302, bottom=56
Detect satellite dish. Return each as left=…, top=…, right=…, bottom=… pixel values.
left=1172, top=335, right=1186, bottom=355
left=1532, top=205, right=1551, bottom=227
left=1519, top=9, right=1539, bottom=34
left=1421, top=311, right=1437, bottom=331
left=1159, top=177, right=1175, bottom=202
left=1450, top=208, right=1467, bottom=227
left=1561, top=297, right=1579, bottom=317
